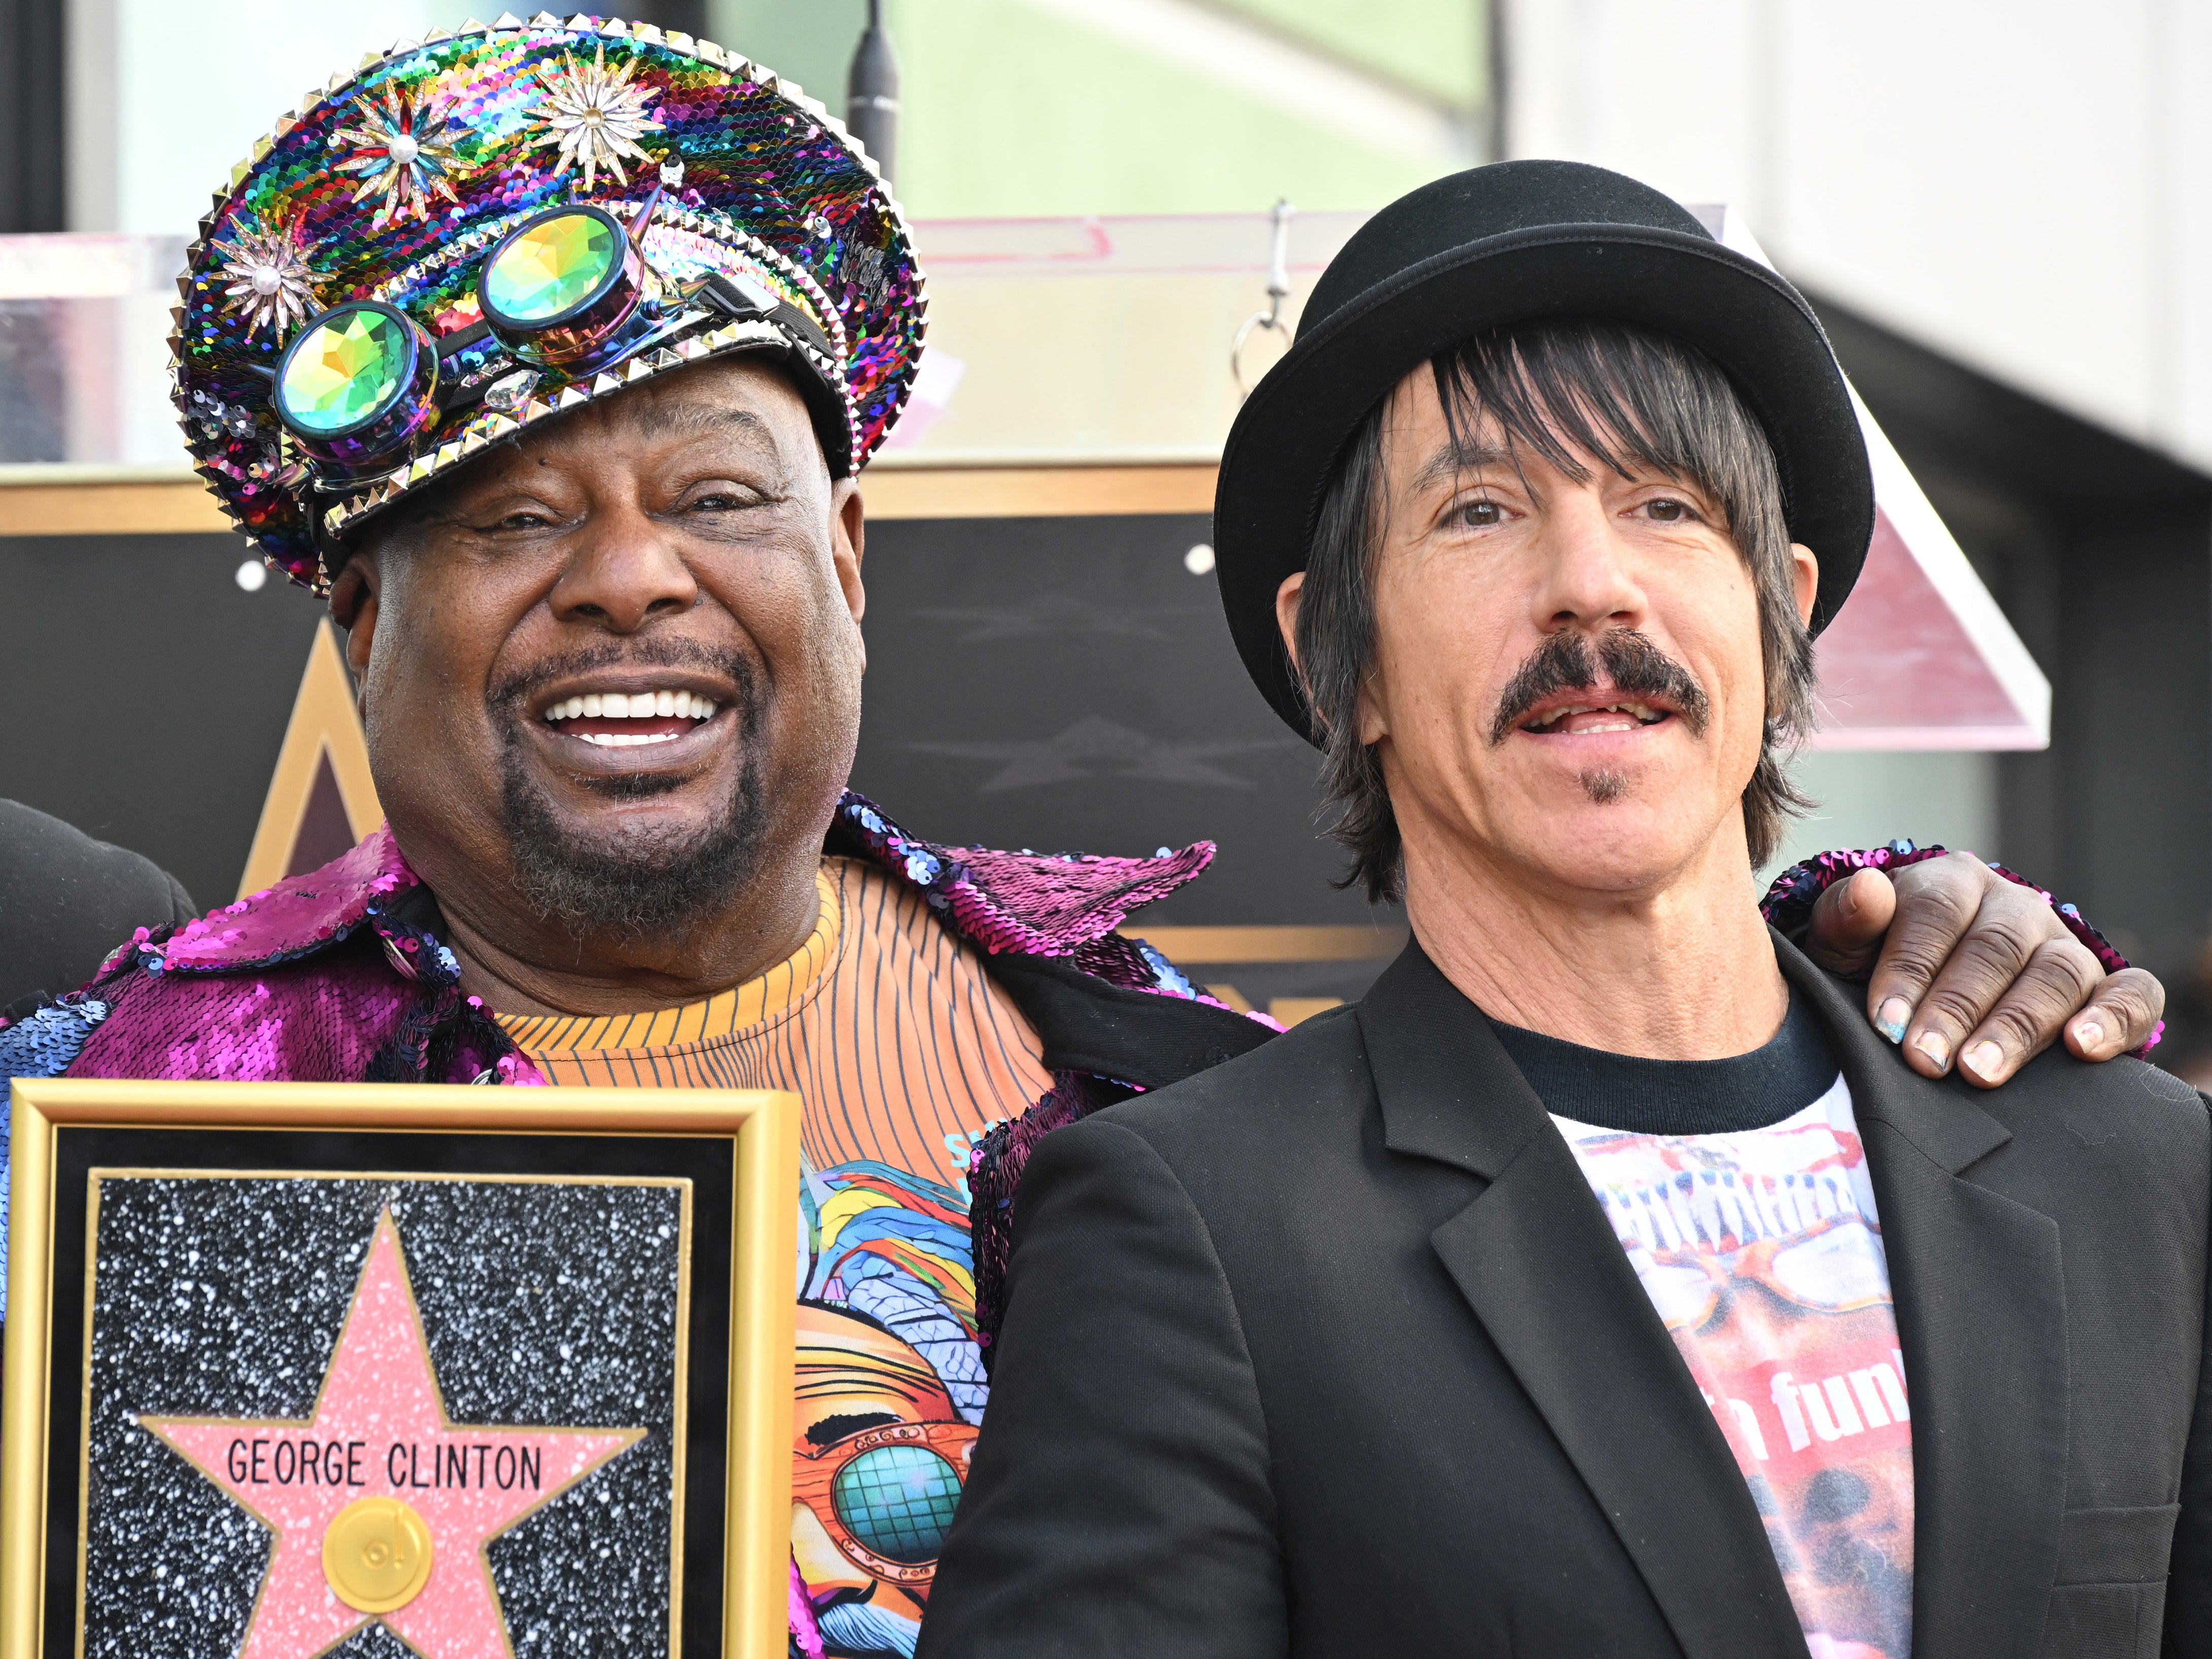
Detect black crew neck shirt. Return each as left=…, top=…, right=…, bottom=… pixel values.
left=1488, top=989, right=1843, bottom=1137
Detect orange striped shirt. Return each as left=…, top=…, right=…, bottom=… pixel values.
left=493, top=854, right=1055, bottom=1191
left=494, top=854, right=1063, bottom=1635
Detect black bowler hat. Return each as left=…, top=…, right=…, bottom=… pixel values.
left=1214, top=159, right=1875, bottom=741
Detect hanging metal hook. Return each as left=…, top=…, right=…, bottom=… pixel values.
left=1231, top=198, right=1296, bottom=399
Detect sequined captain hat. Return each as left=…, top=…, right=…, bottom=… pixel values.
left=171, top=13, right=925, bottom=595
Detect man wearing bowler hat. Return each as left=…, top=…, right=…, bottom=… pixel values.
left=922, top=162, right=2212, bottom=1657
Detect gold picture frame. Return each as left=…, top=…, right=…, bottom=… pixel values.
left=2, top=1078, right=801, bottom=1659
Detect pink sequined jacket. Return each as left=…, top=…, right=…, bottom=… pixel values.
left=0, top=791, right=1279, bottom=1328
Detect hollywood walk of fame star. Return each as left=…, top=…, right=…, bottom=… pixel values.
left=139, top=1211, right=647, bottom=1659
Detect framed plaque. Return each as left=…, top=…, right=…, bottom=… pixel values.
left=1, top=1079, right=800, bottom=1659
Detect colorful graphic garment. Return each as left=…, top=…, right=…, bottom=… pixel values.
left=497, top=853, right=1055, bottom=1658
left=1553, top=1080, right=1914, bottom=1659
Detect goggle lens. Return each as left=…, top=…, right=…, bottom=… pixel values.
left=829, top=1445, right=962, bottom=1566
left=273, top=301, right=440, bottom=466
left=279, top=307, right=415, bottom=435
left=483, top=210, right=624, bottom=325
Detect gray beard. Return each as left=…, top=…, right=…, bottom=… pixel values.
left=490, top=647, right=770, bottom=943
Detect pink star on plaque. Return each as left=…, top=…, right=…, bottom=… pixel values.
left=140, top=1209, right=646, bottom=1659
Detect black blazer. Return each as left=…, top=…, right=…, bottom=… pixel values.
left=921, top=935, right=2212, bottom=1658
left=0, top=798, right=195, bottom=1015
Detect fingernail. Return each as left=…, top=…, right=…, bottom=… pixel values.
left=1840, top=869, right=1872, bottom=915
left=1915, top=1029, right=1951, bottom=1072
left=1962, top=1040, right=2004, bottom=1080
left=1875, top=998, right=1911, bottom=1043
left=2072, top=1018, right=2104, bottom=1051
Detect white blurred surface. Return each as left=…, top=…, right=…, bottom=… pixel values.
left=77, top=1, right=458, bottom=235
left=1504, top=0, right=2212, bottom=475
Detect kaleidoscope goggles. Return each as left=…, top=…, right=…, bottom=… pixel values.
left=792, top=1418, right=977, bottom=1585
left=273, top=199, right=846, bottom=477
left=274, top=301, right=443, bottom=468
left=478, top=202, right=659, bottom=371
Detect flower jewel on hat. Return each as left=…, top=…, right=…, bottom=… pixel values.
left=171, top=13, right=926, bottom=596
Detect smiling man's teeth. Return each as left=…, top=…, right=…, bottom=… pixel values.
left=544, top=690, right=720, bottom=723
left=578, top=730, right=682, bottom=747
left=1526, top=701, right=1662, bottom=732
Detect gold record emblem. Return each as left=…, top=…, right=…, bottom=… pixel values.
left=322, top=1495, right=435, bottom=1612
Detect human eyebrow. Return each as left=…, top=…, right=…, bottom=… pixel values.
left=1411, top=439, right=1517, bottom=496
left=625, top=400, right=773, bottom=443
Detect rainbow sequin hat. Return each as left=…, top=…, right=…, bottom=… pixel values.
left=170, top=13, right=925, bottom=594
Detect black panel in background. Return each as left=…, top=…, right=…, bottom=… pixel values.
left=3, top=516, right=1389, bottom=936
left=0, top=0, right=67, bottom=233
left=852, top=513, right=1387, bottom=929
left=0, top=535, right=327, bottom=907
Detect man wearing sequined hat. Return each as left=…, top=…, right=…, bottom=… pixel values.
left=7, top=23, right=1269, bottom=1655
left=0, top=19, right=2164, bottom=1658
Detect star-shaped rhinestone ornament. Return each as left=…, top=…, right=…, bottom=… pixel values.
left=215, top=208, right=320, bottom=342
left=521, top=43, right=665, bottom=190
left=139, top=1211, right=646, bottom=1659
left=333, top=85, right=469, bottom=225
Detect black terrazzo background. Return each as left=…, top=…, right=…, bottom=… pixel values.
left=78, top=1175, right=686, bottom=1658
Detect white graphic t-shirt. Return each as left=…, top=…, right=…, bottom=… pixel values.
left=1494, top=1002, right=1913, bottom=1659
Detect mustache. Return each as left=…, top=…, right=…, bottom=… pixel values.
left=486, top=636, right=757, bottom=718
left=1488, top=628, right=1711, bottom=745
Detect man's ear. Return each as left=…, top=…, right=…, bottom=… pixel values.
left=1275, top=570, right=1305, bottom=676
left=1355, top=685, right=1389, bottom=745
left=331, top=555, right=380, bottom=711
left=1277, top=568, right=1387, bottom=744
left=833, top=477, right=866, bottom=630
left=1789, top=542, right=1819, bottom=627
left=327, top=551, right=365, bottom=630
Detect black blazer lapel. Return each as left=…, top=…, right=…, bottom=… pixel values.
left=1360, top=945, right=1809, bottom=1659
left=1778, top=940, right=2068, bottom=1659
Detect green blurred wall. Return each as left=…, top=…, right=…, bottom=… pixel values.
left=1222, top=0, right=1483, bottom=108
left=706, top=0, right=1486, bottom=217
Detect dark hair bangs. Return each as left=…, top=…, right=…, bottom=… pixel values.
left=1426, top=322, right=1774, bottom=558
